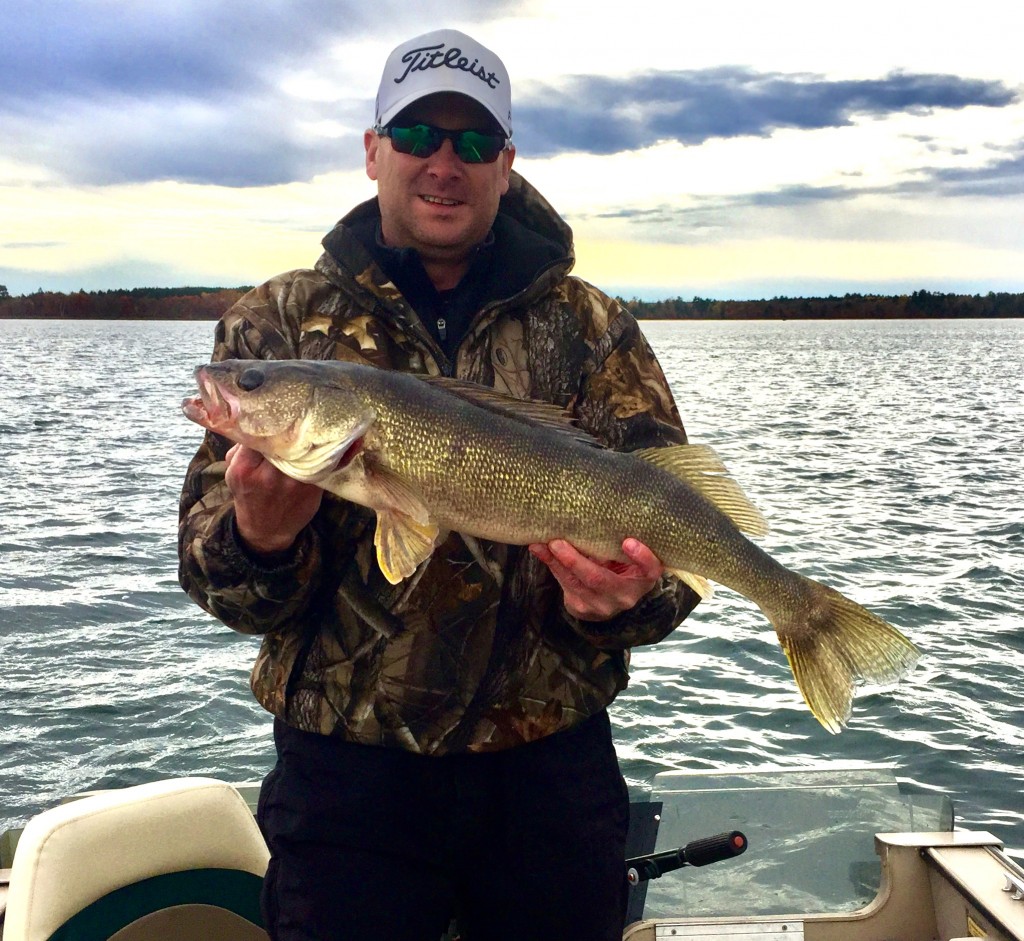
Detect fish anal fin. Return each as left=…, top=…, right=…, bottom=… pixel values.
left=667, top=568, right=714, bottom=600
left=634, top=444, right=769, bottom=537
left=374, top=509, right=439, bottom=585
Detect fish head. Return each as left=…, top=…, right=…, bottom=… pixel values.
left=182, top=359, right=376, bottom=482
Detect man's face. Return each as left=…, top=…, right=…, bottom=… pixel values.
left=365, top=93, right=515, bottom=267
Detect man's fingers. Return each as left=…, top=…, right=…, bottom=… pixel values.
left=621, top=537, right=662, bottom=578
left=225, top=443, right=263, bottom=475
left=529, top=543, right=575, bottom=588
left=547, top=540, right=606, bottom=587
left=529, top=538, right=665, bottom=622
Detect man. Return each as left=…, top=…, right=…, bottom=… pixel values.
left=179, top=27, right=699, bottom=941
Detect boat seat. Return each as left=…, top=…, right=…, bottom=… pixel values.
left=2, top=777, right=270, bottom=941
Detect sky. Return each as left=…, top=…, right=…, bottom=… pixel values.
left=3, top=0, right=1024, bottom=300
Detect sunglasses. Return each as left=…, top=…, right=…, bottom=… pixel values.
left=376, top=123, right=508, bottom=164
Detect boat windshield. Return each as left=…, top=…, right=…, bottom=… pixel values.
left=637, top=765, right=953, bottom=918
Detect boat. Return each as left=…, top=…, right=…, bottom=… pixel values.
left=622, top=765, right=1024, bottom=941
left=1, top=764, right=1022, bottom=940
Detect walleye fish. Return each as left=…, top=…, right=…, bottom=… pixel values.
left=182, top=358, right=920, bottom=732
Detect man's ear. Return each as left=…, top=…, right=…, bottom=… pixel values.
left=500, top=144, right=515, bottom=193
left=365, top=129, right=380, bottom=181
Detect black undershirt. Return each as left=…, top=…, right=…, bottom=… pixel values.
left=356, top=221, right=496, bottom=361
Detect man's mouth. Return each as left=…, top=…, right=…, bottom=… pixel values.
left=420, top=194, right=462, bottom=206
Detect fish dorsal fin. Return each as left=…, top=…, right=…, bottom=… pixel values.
left=634, top=444, right=770, bottom=537
left=419, top=377, right=603, bottom=447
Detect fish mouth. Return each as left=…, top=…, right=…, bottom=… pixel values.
left=181, top=367, right=240, bottom=431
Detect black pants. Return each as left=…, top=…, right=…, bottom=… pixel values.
left=257, top=711, right=630, bottom=941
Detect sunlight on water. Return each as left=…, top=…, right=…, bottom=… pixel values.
left=1, top=318, right=1022, bottom=856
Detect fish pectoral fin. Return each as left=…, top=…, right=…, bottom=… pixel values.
left=667, top=568, right=713, bottom=600
left=362, top=462, right=439, bottom=584
left=634, top=444, right=769, bottom=537
left=374, top=509, right=439, bottom=585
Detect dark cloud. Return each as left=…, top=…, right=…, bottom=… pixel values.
left=925, top=147, right=1024, bottom=196
left=2, top=6, right=1018, bottom=189
left=2, top=0, right=364, bottom=103
left=746, top=184, right=860, bottom=207
left=2, top=1, right=517, bottom=103
left=1, top=0, right=519, bottom=186
left=514, top=68, right=1018, bottom=156
left=732, top=145, right=1024, bottom=206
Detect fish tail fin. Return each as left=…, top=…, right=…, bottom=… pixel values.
left=771, top=574, right=921, bottom=733
left=634, top=444, right=769, bottom=537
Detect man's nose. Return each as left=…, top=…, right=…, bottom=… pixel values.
left=426, top=138, right=464, bottom=174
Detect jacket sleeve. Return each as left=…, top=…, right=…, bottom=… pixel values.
left=177, top=270, right=355, bottom=636
left=562, top=280, right=702, bottom=649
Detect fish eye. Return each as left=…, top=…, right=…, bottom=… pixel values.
left=238, top=367, right=265, bottom=391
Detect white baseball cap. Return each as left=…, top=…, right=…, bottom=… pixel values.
left=374, top=29, right=512, bottom=137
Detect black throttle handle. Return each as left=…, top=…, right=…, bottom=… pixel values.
left=627, top=830, right=747, bottom=884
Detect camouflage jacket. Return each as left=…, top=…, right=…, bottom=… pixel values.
left=178, top=171, right=699, bottom=755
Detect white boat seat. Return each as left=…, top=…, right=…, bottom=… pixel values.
left=2, top=778, right=270, bottom=941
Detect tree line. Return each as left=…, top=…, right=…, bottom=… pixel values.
left=1, top=285, right=1022, bottom=320
left=619, top=290, right=1024, bottom=320
left=0, top=286, right=253, bottom=320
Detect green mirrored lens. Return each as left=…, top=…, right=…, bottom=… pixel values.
left=454, top=130, right=504, bottom=164
left=390, top=125, right=437, bottom=157
left=385, top=125, right=505, bottom=164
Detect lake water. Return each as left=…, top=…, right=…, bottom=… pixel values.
left=1, top=317, right=1022, bottom=863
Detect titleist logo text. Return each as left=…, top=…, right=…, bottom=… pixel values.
left=393, top=43, right=501, bottom=89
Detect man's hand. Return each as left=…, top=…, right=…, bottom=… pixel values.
left=224, top=444, right=323, bottom=556
left=528, top=537, right=664, bottom=621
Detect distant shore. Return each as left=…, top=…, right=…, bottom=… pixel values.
left=1, top=287, right=1022, bottom=320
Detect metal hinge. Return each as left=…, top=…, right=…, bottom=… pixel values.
left=1004, top=872, right=1024, bottom=900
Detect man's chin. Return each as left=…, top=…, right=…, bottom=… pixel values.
left=414, top=224, right=482, bottom=256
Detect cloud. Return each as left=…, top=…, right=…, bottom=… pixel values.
left=3, top=0, right=362, bottom=103
left=515, top=68, right=1018, bottom=156
left=561, top=142, right=1024, bottom=251
left=1, top=0, right=520, bottom=186
left=924, top=144, right=1024, bottom=197
left=2, top=4, right=1019, bottom=191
